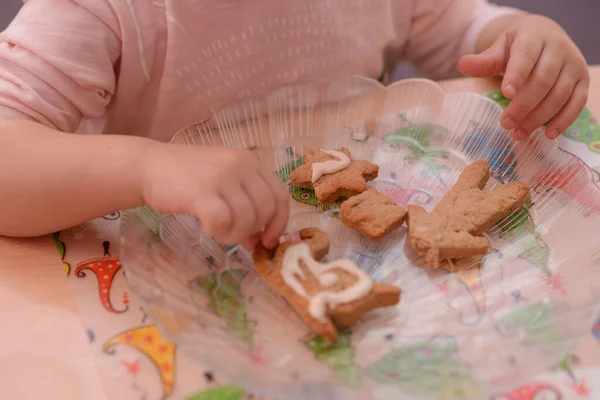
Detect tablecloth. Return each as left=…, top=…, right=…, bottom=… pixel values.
left=55, top=93, right=600, bottom=400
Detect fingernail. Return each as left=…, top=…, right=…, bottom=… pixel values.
left=513, top=128, right=527, bottom=141
left=547, top=128, right=560, bottom=139
left=503, top=84, right=516, bottom=99
left=502, top=116, right=516, bottom=130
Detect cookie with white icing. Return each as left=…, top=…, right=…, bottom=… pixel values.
left=253, top=227, right=401, bottom=343
left=288, top=147, right=379, bottom=203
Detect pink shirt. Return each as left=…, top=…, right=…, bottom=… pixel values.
left=0, top=0, right=517, bottom=141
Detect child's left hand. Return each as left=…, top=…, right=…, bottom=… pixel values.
left=460, top=15, right=589, bottom=140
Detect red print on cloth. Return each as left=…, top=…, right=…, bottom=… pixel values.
left=75, top=241, right=128, bottom=313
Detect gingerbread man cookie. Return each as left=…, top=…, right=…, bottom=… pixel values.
left=340, top=189, right=407, bottom=240
left=253, top=228, right=401, bottom=343
left=288, top=147, right=379, bottom=203
left=407, top=160, right=531, bottom=269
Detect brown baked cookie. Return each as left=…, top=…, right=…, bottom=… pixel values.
left=288, top=147, right=379, bottom=203
left=407, top=160, right=531, bottom=269
left=253, top=228, right=401, bottom=343
left=340, top=189, right=407, bottom=240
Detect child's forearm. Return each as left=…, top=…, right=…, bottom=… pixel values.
left=0, top=119, right=153, bottom=237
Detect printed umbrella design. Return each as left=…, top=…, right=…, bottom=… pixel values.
left=104, top=324, right=176, bottom=399
left=75, top=241, right=128, bottom=313
left=448, top=263, right=487, bottom=325
left=490, top=382, right=562, bottom=400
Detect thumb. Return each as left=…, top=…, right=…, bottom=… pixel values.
left=459, top=35, right=508, bottom=78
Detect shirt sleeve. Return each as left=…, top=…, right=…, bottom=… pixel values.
left=0, top=0, right=121, bottom=132
left=402, top=0, right=523, bottom=80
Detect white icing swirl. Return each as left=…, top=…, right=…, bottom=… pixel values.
left=281, top=243, right=373, bottom=321
left=311, top=150, right=351, bottom=183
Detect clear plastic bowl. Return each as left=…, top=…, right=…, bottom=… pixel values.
left=120, top=77, right=600, bottom=400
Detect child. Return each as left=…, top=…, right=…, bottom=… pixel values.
left=0, top=0, right=589, bottom=249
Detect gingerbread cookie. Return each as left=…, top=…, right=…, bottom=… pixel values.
left=340, top=189, right=407, bottom=240
left=288, top=147, right=379, bottom=203
left=407, top=160, right=531, bottom=269
left=253, top=228, right=401, bottom=343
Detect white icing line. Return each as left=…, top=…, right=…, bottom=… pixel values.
left=281, top=243, right=373, bottom=321
left=311, top=150, right=351, bottom=183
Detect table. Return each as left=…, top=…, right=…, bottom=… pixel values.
left=1, top=66, right=599, bottom=400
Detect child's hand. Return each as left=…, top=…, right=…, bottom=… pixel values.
left=142, top=143, right=290, bottom=249
left=460, top=15, right=589, bottom=140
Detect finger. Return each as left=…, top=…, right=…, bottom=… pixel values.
left=502, top=36, right=545, bottom=100
left=242, top=173, right=275, bottom=231
left=545, top=80, right=589, bottom=139
left=220, top=186, right=257, bottom=245
left=242, top=233, right=261, bottom=251
left=459, top=35, right=508, bottom=78
left=502, top=46, right=562, bottom=132
left=259, top=169, right=290, bottom=248
left=515, top=69, right=574, bottom=135
left=196, top=194, right=233, bottom=240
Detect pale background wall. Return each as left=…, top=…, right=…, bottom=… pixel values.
left=1, top=0, right=599, bottom=78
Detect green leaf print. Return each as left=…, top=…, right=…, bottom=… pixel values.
left=496, top=301, right=561, bottom=346
left=289, top=186, right=342, bottom=211
left=366, top=336, right=482, bottom=400
left=486, top=91, right=512, bottom=108
left=497, top=202, right=533, bottom=238
left=187, top=385, right=246, bottom=400
left=305, top=332, right=361, bottom=387
left=193, top=270, right=254, bottom=346
left=383, top=123, right=448, bottom=149
left=518, top=234, right=551, bottom=276
left=276, top=156, right=304, bottom=183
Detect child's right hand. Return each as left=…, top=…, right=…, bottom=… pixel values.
left=141, top=143, right=290, bottom=249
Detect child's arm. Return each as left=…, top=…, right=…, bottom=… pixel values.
left=0, top=119, right=147, bottom=236
left=0, top=0, right=289, bottom=247
left=0, top=0, right=129, bottom=236
left=460, top=14, right=589, bottom=140
left=0, top=120, right=289, bottom=249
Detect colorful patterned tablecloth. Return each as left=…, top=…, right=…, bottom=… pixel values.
left=55, top=94, right=600, bottom=400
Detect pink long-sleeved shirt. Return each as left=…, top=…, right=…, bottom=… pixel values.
left=0, top=0, right=517, bottom=141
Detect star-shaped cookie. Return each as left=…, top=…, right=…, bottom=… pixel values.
left=407, top=160, right=531, bottom=269
left=288, top=147, right=379, bottom=203
left=253, top=228, right=401, bottom=343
